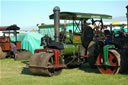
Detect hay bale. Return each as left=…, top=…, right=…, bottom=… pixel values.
left=0, top=47, right=7, bottom=59
left=15, top=50, right=32, bottom=60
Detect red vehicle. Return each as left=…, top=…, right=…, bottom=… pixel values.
left=0, top=25, right=21, bottom=58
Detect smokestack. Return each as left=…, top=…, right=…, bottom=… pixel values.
left=126, top=5, right=128, bottom=28
left=53, top=6, right=60, bottom=42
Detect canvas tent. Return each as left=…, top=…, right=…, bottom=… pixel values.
left=39, top=23, right=77, bottom=40
left=11, top=32, right=43, bottom=54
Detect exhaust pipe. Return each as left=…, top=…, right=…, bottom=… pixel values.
left=126, top=5, right=128, bottom=29
left=53, top=6, right=60, bottom=42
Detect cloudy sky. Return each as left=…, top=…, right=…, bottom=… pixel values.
left=1, top=0, right=128, bottom=30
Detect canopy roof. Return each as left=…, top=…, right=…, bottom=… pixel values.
left=49, top=12, right=112, bottom=20
left=0, top=25, right=20, bottom=31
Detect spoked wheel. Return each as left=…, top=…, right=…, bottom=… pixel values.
left=64, top=56, right=81, bottom=68
left=92, top=19, right=104, bottom=30
left=97, top=50, right=120, bottom=74
left=29, top=53, right=63, bottom=76
left=48, top=55, right=63, bottom=76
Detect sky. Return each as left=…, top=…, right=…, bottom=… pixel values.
left=0, top=0, right=128, bottom=30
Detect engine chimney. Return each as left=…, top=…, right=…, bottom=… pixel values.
left=53, top=6, right=60, bottom=42
left=126, top=5, right=128, bottom=28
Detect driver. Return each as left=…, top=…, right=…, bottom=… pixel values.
left=59, top=28, right=66, bottom=42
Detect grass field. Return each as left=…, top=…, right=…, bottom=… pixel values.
left=0, top=58, right=128, bottom=85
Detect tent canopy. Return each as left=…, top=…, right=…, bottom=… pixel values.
left=10, top=32, right=43, bottom=54
left=0, top=25, right=20, bottom=31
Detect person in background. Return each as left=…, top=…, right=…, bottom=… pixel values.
left=4, top=37, right=18, bottom=57
left=69, top=30, right=72, bottom=36
left=104, top=35, right=110, bottom=45
left=10, top=42, right=18, bottom=55
left=120, top=29, right=126, bottom=37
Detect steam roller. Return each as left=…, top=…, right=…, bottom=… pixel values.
left=28, top=6, right=128, bottom=76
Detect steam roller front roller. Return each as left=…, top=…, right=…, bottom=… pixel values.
left=29, top=53, right=63, bottom=76
left=97, top=50, right=120, bottom=74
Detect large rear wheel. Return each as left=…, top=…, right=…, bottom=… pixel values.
left=87, top=41, right=104, bottom=68
left=97, top=50, right=120, bottom=74
left=119, top=50, right=128, bottom=73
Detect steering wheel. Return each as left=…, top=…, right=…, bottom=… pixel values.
left=92, top=19, right=104, bottom=31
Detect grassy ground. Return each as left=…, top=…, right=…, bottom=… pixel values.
left=0, top=59, right=128, bottom=85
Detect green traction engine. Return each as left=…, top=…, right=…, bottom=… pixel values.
left=28, top=6, right=128, bottom=76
